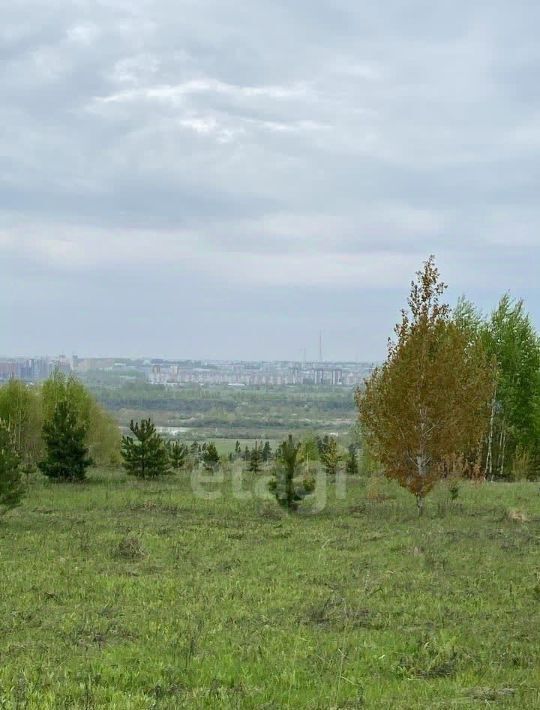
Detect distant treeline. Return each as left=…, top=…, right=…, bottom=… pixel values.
left=88, top=382, right=356, bottom=413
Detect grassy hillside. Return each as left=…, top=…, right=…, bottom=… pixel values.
left=0, top=471, right=539, bottom=708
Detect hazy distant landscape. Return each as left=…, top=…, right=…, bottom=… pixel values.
left=1, top=260, right=539, bottom=707
left=0, top=355, right=371, bottom=443
left=3, top=0, right=540, bottom=706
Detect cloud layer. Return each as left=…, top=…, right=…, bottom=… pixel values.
left=1, top=0, right=539, bottom=359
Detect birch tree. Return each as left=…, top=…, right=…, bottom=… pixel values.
left=356, top=257, right=493, bottom=513
left=0, top=381, right=43, bottom=469
left=454, top=295, right=540, bottom=479
left=483, top=296, right=540, bottom=479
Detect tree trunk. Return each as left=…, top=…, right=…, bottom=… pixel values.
left=415, top=453, right=428, bottom=516
left=500, top=427, right=507, bottom=479
left=486, top=388, right=496, bottom=480
left=497, top=421, right=506, bottom=479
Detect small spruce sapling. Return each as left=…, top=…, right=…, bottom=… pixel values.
left=39, top=399, right=93, bottom=481
left=269, top=435, right=313, bottom=512
left=202, top=442, right=220, bottom=471
left=262, top=440, right=272, bottom=461
left=248, top=442, right=263, bottom=473
left=167, top=440, right=188, bottom=471
left=121, top=419, right=170, bottom=479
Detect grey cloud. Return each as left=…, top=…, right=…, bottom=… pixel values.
left=0, top=0, right=539, bottom=358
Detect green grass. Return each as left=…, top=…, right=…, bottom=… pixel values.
left=0, top=470, right=539, bottom=708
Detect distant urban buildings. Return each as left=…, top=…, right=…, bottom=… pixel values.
left=0, top=356, right=376, bottom=387
left=146, top=360, right=375, bottom=386
left=0, top=356, right=72, bottom=383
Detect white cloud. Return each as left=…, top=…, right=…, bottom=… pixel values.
left=66, top=23, right=100, bottom=46
left=96, top=78, right=311, bottom=105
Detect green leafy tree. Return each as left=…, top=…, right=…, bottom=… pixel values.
left=42, top=372, right=120, bottom=466
left=121, top=419, right=170, bottom=479
left=319, top=436, right=342, bottom=476
left=357, top=257, right=494, bottom=514
left=167, top=440, right=188, bottom=471
left=0, top=420, right=24, bottom=513
left=269, top=435, right=313, bottom=512
left=483, top=296, right=540, bottom=479
left=300, top=436, right=320, bottom=465
left=39, top=400, right=93, bottom=481
left=202, top=442, right=220, bottom=471
left=0, top=380, right=42, bottom=469
left=455, top=295, right=540, bottom=480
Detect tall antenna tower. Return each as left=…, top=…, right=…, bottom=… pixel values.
left=319, top=331, right=323, bottom=362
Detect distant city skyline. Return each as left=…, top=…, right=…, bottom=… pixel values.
left=0, top=353, right=378, bottom=366
left=0, top=354, right=375, bottom=387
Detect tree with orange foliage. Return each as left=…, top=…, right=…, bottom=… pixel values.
left=356, top=257, right=494, bottom=514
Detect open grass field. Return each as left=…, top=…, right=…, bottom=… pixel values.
left=0, top=470, right=539, bottom=708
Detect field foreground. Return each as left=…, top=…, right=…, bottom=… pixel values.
left=0, top=472, right=539, bottom=708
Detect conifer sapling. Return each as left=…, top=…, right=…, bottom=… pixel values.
left=121, top=419, right=170, bottom=479
left=39, top=399, right=93, bottom=481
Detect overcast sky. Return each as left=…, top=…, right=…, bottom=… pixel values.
left=1, top=0, right=539, bottom=361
